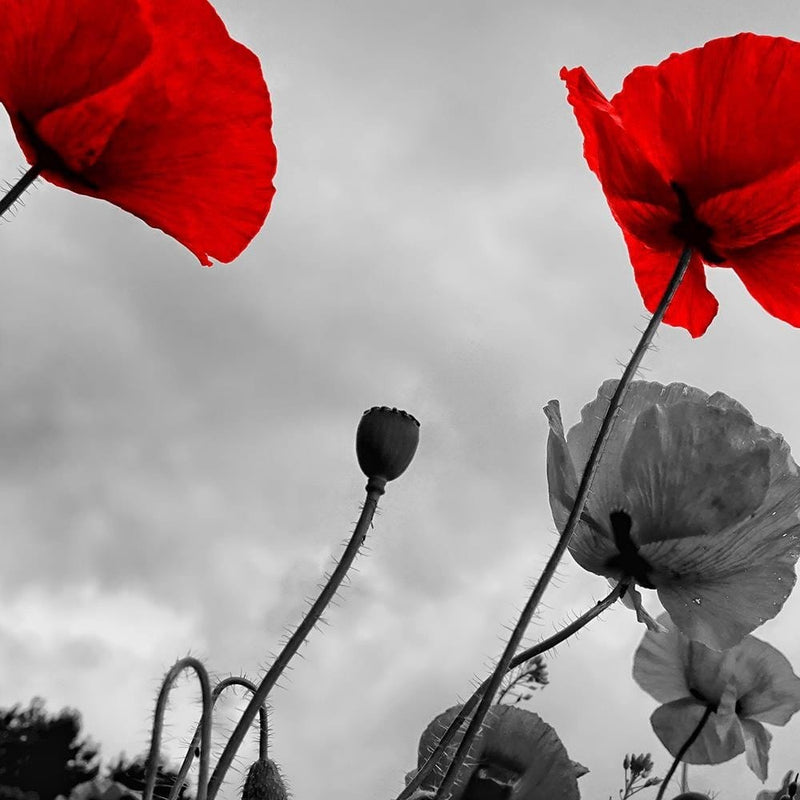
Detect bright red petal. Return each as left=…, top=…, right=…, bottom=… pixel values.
left=2, top=0, right=276, bottom=265
left=727, top=231, right=800, bottom=327
left=0, top=0, right=151, bottom=122
left=613, top=34, right=800, bottom=202
left=623, top=232, right=718, bottom=337
left=560, top=66, right=676, bottom=248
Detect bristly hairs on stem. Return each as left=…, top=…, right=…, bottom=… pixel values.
left=0, top=164, right=41, bottom=219
left=169, top=675, right=270, bottom=800
left=398, top=580, right=630, bottom=799
left=205, top=487, right=384, bottom=800
left=144, top=656, right=212, bottom=800
left=429, top=247, right=692, bottom=800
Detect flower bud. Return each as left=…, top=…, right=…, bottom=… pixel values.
left=670, top=794, right=712, bottom=800
left=242, top=758, right=288, bottom=800
left=356, top=406, right=420, bottom=494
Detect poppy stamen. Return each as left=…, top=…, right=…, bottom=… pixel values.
left=606, top=510, right=656, bottom=589
left=670, top=182, right=725, bottom=264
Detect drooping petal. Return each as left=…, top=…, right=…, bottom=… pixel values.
left=0, top=0, right=151, bottom=122
left=632, top=614, right=691, bottom=704
left=0, top=0, right=277, bottom=265
left=656, top=563, right=797, bottom=651
left=650, top=696, right=745, bottom=766
left=543, top=400, right=579, bottom=533
left=742, top=719, right=772, bottom=781
left=622, top=232, right=718, bottom=337
left=734, top=638, right=800, bottom=726
left=612, top=34, right=800, bottom=202
left=727, top=230, right=800, bottom=328
left=619, top=401, right=771, bottom=545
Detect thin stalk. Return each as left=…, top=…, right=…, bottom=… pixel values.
left=0, top=164, right=41, bottom=218
left=206, top=487, right=384, bottom=799
left=399, top=580, right=629, bottom=799
left=433, top=246, right=693, bottom=800
left=655, top=705, right=713, bottom=800
left=144, top=657, right=212, bottom=800
left=168, top=676, right=268, bottom=800
left=680, top=761, right=688, bottom=792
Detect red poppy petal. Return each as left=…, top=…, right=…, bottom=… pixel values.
left=560, top=66, right=675, bottom=231
left=623, top=233, right=718, bottom=337
left=613, top=34, right=800, bottom=201
left=4, top=0, right=277, bottom=265
left=0, top=0, right=151, bottom=120
left=727, top=232, right=800, bottom=327
left=650, top=697, right=745, bottom=765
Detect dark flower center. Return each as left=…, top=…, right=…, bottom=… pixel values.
left=604, top=510, right=655, bottom=589
left=670, top=182, right=725, bottom=264
left=16, top=113, right=99, bottom=190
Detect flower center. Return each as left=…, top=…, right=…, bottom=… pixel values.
left=16, top=113, right=99, bottom=190
left=670, top=182, right=725, bottom=264
left=605, top=510, right=656, bottom=589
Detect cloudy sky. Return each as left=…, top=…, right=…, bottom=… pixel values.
left=3, top=2, right=800, bottom=798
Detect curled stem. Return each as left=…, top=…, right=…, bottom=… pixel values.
left=206, top=487, right=383, bottom=799
left=433, top=246, right=693, bottom=800
left=399, top=580, right=629, bottom=799
left=168, top=676, right=269, bottom=800
left=0, top=164, right=41, bottom=218
left=655, top=705, right=714, bottom=800
left=144, top=656, right=212, bottom=800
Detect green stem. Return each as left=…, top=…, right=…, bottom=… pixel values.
left=168, top=676, right=268, bottom=800
left=144, top=657, right=212, bottom=800
left=655, top=705, right=713, bottom=800
left=0, top=164, right=41, bottom=218
left=399, top=580, right=629, bottom=799
left=206, top=487, right=384, bottom=799
left=433, top=246, right=693, bottom=800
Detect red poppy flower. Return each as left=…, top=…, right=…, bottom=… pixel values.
left=562, top=34, right=800, bottom=336
left=0, top=0, right=277, bottom=265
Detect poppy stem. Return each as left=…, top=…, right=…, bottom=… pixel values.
left=655, top=704, right=714, bottom=800
left=398, top=580, right=629, bottom=799
left=168, top=676, right=269, bottom=800
left=432, top=246, right=694, bottom=800
left=0, top=164, right=41, bottom=218
left=205, top=488, right=383, bottom=800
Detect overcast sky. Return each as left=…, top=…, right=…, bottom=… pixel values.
left=3, top=2, right=800, bottom=799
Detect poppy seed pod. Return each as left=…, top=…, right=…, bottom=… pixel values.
left=356, top=406, right=420, bottom=494
left=242, top=758, right=288, bottom=800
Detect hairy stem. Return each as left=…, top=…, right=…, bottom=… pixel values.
left=655, top=705, right=713, bottom=800
left=144, top=657, right=212, bottom=800
left=399, top=580, right=629, bottom=799
left=206, top=488, right=383, bottom=799
left=168, top=676, right=268, bottom=800
left=0, top=164, right=41, bottom=218
left=433, top=246, right=693, bottom=800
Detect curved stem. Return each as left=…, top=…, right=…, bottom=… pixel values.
left=399, top=580, right=629, bottom=799
left=433, top=246, right=693, bottom=800
left=144, top=656, right=212, bottom=800
left=655, top=705, right=713, bottom=800
left=168, top=676, right=268, bottom=800
left=0, top=164, right=41, bottom=218
left=206, top=487, right=383, bottom=799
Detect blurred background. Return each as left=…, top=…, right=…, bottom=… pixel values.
left=2, top=2, right=800, bottom=797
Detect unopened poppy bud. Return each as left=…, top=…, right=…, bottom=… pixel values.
left=356, top=406, right=420, bottom=494
left=242, top=758, right=288, bottom=800
left=623, top=754, right=630, bottom=770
